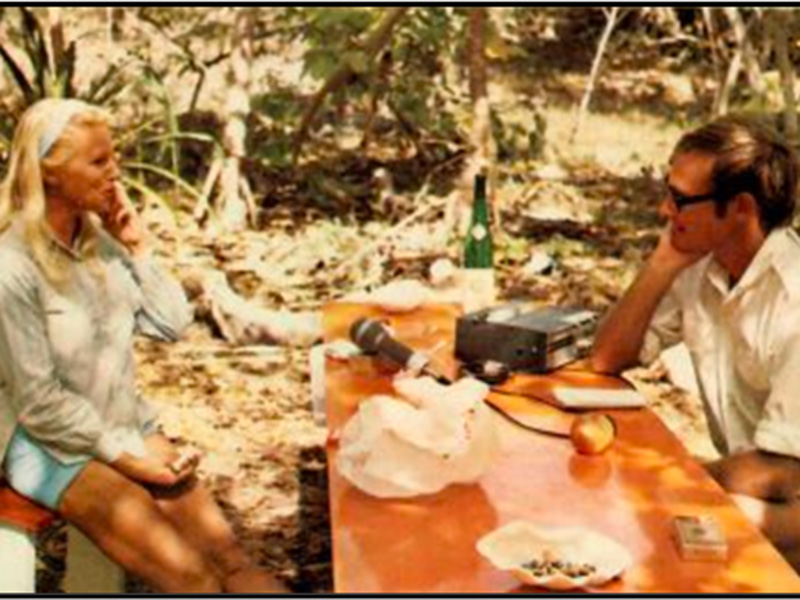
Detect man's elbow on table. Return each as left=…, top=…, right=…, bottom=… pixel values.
left=705, top=451, right=800, bottom=503
left=588, top=346, right=634, bottom=376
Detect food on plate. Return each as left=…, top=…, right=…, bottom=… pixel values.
left=477, top=521, right=633, bottom=591
left=520, top=555, right=597, bottom=579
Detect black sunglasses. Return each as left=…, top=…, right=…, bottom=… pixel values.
left=663, top=178, right=716, bottom=211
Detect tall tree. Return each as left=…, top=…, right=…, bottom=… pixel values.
left=570, top=7, right=620, bottom=143
left=196, top=8, right=256, bottom=231
left=713, top=8, right=765, bottom=116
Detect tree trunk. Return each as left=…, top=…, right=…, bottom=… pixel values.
left=107, top=7, right=125, bottom=43
left=468, top=7, right=490, bottom=167
left=453, top=7, right=494, bottom=238
left=212, top=8, right=255, bottom=231
left=714, top=42, right=743, bottom=116
left=702, top=8, right=724, bottom=85
left=770, top=10, right=798, bottom=145
left=570, top=7, right=619, bottom=143
left=360, top=50, right=393, bottom=151
left=724, top=8, right=765, bottom=96
left=714, top=8, right=763, bottom=117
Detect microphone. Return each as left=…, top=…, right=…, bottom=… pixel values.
left=349, top=318, right=451, bottom=385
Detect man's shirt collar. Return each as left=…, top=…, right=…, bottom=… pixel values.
left=702, top=228, right=800, bottom=300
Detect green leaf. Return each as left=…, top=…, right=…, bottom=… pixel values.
left=344, top=51, right=370, bottom=76
left=253, top=90, right=302, bottom=122
left=311, top=7, right=373, bottom=32
left=257, top=137, right=293, bottom=168
left=302, top=48, right=339, bottom=81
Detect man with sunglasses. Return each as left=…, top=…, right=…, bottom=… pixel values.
left=591, top=115, right=800, bottom=570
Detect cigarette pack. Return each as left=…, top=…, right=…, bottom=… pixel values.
left=672, top=515, right=728, bottom=562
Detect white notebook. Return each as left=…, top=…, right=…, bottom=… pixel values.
left=553, top=387, right=646, bottom=410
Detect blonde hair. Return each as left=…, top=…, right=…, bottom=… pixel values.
left=0, top=99, right=110, bottom=286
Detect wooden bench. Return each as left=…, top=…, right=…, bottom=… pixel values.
left=0, top=485, right=125, bottom=593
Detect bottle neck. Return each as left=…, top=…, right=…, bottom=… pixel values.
left=472, top=175, right=489, bottom=223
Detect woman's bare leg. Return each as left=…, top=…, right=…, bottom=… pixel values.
left=145, top=434, right=288, bottom=593
left=153, top=479, right=288, bottom=592
left=58, top=461, right=222, bottom=593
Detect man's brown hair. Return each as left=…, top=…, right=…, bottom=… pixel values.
left=673, top=115, right=798, bottom=232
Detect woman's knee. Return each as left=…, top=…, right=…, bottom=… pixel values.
left=124, top=518, right=223, bottom=593
left=56, top=462, right=222, bottom=593
left=58, top=461, right=149, bottom=523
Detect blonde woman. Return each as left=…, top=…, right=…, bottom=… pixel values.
left=0, top=99, right=286, bottom=593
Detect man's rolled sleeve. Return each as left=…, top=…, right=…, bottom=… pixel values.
left=754, top=421, right=800, bottom=459
left=639, top=288, right=683, bottom=365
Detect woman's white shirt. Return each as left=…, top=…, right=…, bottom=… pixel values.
left=0, top=219, right=193, bottom=471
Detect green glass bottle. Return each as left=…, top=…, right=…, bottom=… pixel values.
left=461, top=173, right=496, bottom=312
left=464, top=174, right=494, bottom=269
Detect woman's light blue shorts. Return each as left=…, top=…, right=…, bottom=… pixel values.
left=3, top=428, right=89, bottom=511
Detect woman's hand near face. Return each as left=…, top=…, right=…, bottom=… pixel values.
left=102, top=183, right=146, bottom=256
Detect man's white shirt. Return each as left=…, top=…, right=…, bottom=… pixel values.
left=643, top=228, right=800, bottom=458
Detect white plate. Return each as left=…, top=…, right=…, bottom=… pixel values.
left=476, top=521, right=633, bottom=590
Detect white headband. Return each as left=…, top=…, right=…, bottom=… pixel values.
left=37, top=100, right=92, bottom=160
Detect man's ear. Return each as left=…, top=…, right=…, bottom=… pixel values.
left=733, top=192, right=759, bottom=221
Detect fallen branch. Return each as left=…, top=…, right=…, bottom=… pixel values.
left=195, top=269, right=322, bottom=347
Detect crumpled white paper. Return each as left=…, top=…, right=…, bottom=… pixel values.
left=337, top=376, right=499, bottom=498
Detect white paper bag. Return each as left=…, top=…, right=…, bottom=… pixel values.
left=337, top=376, right=499, bottom=498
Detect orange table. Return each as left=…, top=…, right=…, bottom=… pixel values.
left=323, top=303, right=800, bottom=593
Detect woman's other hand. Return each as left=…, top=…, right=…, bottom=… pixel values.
left=144, top=434, right=202, bottom=482
left=101, top=182, right=146, bottom=256
left=111, top=451, right=195, bottom=488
